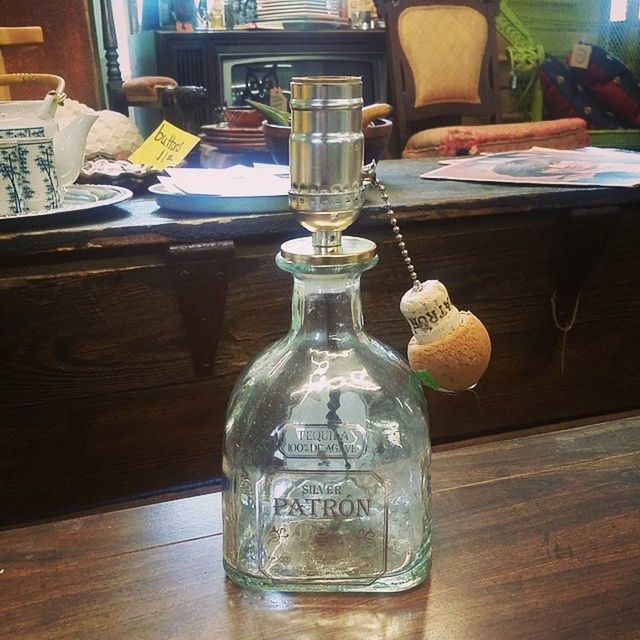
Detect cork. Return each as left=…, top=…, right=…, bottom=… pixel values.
left=401, top=281, right=491, bottom=391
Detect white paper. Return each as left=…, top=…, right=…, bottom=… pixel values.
left=164, top=165, right=290, bottom=197
left=422, top=147, right=640, bottom=188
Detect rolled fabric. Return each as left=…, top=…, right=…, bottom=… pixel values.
left=400, top=281, right=491, bottom=392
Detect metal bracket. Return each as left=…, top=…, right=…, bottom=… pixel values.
left=169, top=241, right=235, bottom=378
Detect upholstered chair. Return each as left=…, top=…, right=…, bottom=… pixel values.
left=377, top=0, right=588, bottom=157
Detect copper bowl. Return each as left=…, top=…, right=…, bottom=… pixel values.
left=262, top=118, right=393, bottom=166
left=223, top=106, right=264, bottom=129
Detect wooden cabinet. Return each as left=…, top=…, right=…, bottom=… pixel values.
left=2, top=159, right=640, bottom=524
left=1, top=236, right=233, bottom=524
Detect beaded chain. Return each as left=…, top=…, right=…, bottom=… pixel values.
left=369, top=167, right=422, bottom=291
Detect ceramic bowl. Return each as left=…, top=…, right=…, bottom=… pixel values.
left=363, top=118, right=393, bottom=164
left=262, top=121, right=292, bottom=165
left=262, top=118, right=393, bottom=166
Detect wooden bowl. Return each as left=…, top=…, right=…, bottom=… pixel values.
left=262, top=118, right=393, bottom=166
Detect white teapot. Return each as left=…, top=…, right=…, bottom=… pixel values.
left=0, top=73, right=98, bottom=214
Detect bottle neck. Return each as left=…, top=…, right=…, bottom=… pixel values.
left=290, top=272, right=364, bottom=337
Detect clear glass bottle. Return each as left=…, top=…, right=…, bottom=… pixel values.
left=222, top=238, right=432, bottom=592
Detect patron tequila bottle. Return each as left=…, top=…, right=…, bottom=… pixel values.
left=222, top=77, right=431, bottom=592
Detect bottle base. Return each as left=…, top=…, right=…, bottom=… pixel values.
left=223, top=546, right=431, bottom=593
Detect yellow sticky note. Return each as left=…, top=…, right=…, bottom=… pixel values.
left=129, top=120, right=200, bottom=169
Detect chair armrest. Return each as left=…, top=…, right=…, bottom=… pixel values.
left=121, top=76, right=179, bottom=106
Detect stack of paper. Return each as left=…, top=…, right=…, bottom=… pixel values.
left=159, top=164, right=290, bottom=197
left=422, top=147, right=640, bottom=188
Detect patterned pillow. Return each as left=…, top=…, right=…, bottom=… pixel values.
left=567, top=44, right=640, bottom=128
left=539, top=56, right=624, bottom=129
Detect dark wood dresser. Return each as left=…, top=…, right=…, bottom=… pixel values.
left=2, top=159, right=639, bottom=524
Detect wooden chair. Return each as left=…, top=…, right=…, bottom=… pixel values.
left=379, top=0, right=501, bottom=154
left=377, top=0, right=588, bottom=158
left=0, top=26, right=44, bottom=101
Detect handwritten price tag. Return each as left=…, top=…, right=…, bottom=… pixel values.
left=128, top=120, right=200, bottom=169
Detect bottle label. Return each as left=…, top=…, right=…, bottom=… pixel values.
left=257, top=470, right=388, bottom=583
left=277, top=422, right=367, bottom=460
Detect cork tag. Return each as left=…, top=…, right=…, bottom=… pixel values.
left=129, top=120, right=200, bottom=170
left=569, top=43, right=592, bottom=69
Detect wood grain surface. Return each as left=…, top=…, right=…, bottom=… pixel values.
left=2, top=159, right=639, bottom=524
left=1, top=417, right=639, bottom=640
left=2, top=160, right=640, bottom=259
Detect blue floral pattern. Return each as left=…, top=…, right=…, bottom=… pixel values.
left=32, top=142, right=61, bottom=209
left=0, top=126, right=45, bottom=139
left=1, top=138, right=61, bottom=215
left=0, top=146, right=23, bottom=215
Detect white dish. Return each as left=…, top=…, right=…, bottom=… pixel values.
left=149, top=183, right=290, bottom=215
left=0, top=184, right=133, bottom=220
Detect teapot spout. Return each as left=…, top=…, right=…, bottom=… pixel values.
left=37, top=90, right=64, bottom=122
left=53, top=112, right=99, bottom=187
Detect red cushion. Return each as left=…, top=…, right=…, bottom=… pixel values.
left=402, top=118, right=589, bottom=158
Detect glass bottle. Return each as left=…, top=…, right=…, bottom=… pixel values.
left=222, top=237, right=432, bottom=592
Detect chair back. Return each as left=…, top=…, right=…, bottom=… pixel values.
left=378, top=0, right=502, bottom=154
left=0, top=26, right=44, bottom=101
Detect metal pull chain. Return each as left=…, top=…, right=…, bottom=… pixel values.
left=368, top=165, right=422, bottom=291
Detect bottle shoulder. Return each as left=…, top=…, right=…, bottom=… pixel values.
left=231, top=332, right=412, bottom=390
left=226, top=331, right=427, bottom=426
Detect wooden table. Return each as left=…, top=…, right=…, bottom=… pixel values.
left=2, top=416, right=639, bottom=639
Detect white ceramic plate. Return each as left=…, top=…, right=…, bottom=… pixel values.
left=0, top=184, right=133, bottom=220
left=149, top=183, right=289, bottom=215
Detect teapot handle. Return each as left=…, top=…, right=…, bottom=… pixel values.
left=0, top=73, right=65, bottom=95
